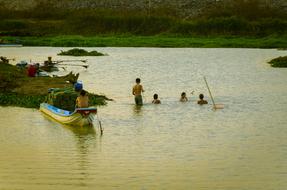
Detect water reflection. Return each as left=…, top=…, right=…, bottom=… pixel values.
left=133, top=105, right=143, bottom=115
left=63, top=125, right=99, bottom=188
left=62, top=124, right=99, bottom=157
left=64, top=125, right=97, bottom=137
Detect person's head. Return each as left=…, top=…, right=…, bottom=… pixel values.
left=199, top=94, right=204, bottom=100
left=80, top=90, right=87, bottom=96
left=136, top=78, right=141, bottom=84
left=48, top=56, right=52, bottom=61
left=181, top=92, right=186, bottom=97
left=153, top=94, right=158, bottom=100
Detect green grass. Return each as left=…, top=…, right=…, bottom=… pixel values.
left=3, top=35, right=287, bottom=48
left=268, top=56, right=287, bottom=67
left=0, top=93, right=46, bottom=108
left=0, top=62, right=109, bottom=108
left=0, top=1, right=286, bottom=38
left=58, top=48, right=105, bottom=56
left=0, top=92, right=107, bottom=108
left=1, top=6, right=287, bottom=49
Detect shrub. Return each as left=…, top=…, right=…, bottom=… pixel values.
left=269, top=56, right=287, bottom=67
left=58, top=48, right=105, bottom=56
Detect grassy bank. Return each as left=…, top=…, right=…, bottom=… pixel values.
left=0, top=62, right=108, bottom=108
left=0, top=93, right=46, bottom=108
left=1, top=1, right=286, bottom=48
left=268, top=56, right=287, bottom=67
left=3, top=35, right=287, bottom=48
left=58, top=48, right=105, bottom=56
left=0, top=92, right=107, bottom=109
left=1, top=9, right=286, bottom=37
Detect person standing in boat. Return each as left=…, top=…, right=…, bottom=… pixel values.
left=132, top=78, right=144, bottom=105
left=76, top=90, right=89, bottom=108
left=44, top=56, right=53, bottom=67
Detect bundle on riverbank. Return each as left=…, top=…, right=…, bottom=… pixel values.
left=58, top=48, right=105, bottom=56
left=0, top=62, right=109, bottom=108
left=268, top=56, right=287, bottom=67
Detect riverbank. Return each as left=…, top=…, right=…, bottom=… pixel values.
left=0, top=62, right=109, bottom=108
left=2, top=35, right=287, bottom=48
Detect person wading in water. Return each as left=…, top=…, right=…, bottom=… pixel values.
left=197, top=93, right=208, bottom=105
left=132, top=78, right=145, bottom=105
left=152, top=93, right=161, bottom=104
left=180, top=92, right=188, bottom=102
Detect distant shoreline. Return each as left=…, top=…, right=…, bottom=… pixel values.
left=0, top=44, right=23, bottom=47
left=2, top=35, right=287, bottom=48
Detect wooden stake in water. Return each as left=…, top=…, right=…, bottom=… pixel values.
left=203, top=76, right=224, bottom=110
left=97, top=114, right=103, bottom=136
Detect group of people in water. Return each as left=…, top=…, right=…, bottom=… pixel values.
left=132, top=78, right=208, bottom=106
left=75, top=77, right=209, bottom=108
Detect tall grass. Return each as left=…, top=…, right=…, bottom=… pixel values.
left=268, top=56, right=287, bottom=67
left=3, top=35, right=287, bottom=48
left=0, top=93, right=46, bottom=108
left=0, top=92, right=107, bottom=108
left=0, top=0, right=286, bottom=37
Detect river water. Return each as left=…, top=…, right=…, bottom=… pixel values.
left=0, top=47, right=287, bottom=190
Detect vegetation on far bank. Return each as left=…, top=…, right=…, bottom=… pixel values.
left=2, top=35, right=287, bottom=48
left=58, top=48, right=105, bottom=56
left=2, top=16, right=286, bottom=37
left=0, top=62, right=108, bottom=108
left=268, top=56, right=287, bottom=67
left=0, top=0, right=286, bottom=44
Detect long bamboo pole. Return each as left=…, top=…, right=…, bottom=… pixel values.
left=203, top=76, right=216, bottom=109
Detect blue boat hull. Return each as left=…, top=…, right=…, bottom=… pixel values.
left=40, top=103, right=97, bottom=126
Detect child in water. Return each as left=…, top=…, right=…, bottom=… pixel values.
left=152, top=94, right=161, bottom=104
left=197, top=94, right=208, bottom=105
left=180, top=92, right=188, bottom=102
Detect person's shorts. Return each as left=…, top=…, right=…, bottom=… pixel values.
left=134, top=95, right=143, bottom=105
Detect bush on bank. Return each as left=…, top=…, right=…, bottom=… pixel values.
left=0, top=63, right=108, bottom=108
left=58, top=48, right=105, bottom=56
left=268, top=56, right=287, bottom=67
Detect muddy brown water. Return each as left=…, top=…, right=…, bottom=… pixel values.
left=0, top=47, right=287, bottom=189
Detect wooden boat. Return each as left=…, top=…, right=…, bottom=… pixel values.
left=39, top=64, right=59, bottom=72
left=40, top=103, right=97, bottom=126
left=39, top=59, right=88, bottom=72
